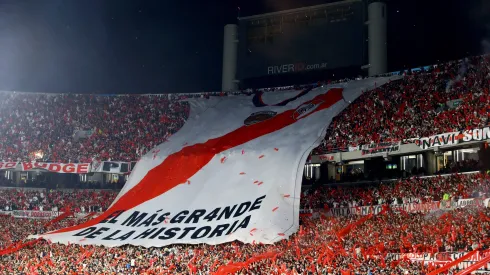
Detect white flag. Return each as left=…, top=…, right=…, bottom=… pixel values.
left=36, top=77, right=396, bottom=247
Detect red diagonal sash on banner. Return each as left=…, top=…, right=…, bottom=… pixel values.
left=455, top=252, right=490, bottom=275
left=48, top=88, right=344, bottom=235
left=426, top=250, right=479, bottom=275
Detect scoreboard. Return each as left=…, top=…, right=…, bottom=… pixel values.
left=237, top=0, right=364, bottom=82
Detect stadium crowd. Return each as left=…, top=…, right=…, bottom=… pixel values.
left=1, top=56, right=490, bottom=274
left=0, top=55, right=488, bottom=163
left=0, top=188, right=117, bottom=212
left=0, top=205, right=488, bottom=274
left=0, top=172, right=486, bottom=274
left=301, top=172, right=490, bottom=210
left=0, top=94, right=190, bottom=162
left=318, top=55, right=490, bottom=153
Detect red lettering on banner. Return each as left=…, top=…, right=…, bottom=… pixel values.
left=34, top=162, right=48, bottom=169
left=15, top=162, right=89, bottom=174
left=22, top=162, right=33, bottom=171
left=0, top=162, right=17, bottom=169
left=48, top=163, right=62, bottom=172
left=319, top=155, right=334, bottom=161
left=76, top=164, right=89, bottom=174
left=62, top=164, right=76, bottom=173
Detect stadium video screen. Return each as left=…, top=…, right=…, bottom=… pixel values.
left=237, top=2, right=364, bottom=80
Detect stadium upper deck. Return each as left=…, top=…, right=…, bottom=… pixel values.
left=0, top=55, right=487, bottom=165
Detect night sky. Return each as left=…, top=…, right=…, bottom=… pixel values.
left=0, top=0, right=488, bottom=94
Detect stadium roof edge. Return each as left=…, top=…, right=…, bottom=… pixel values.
left=238, top=0, right=362, bottom=21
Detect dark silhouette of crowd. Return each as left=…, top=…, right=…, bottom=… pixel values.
left=0, top=188, right=117, bottom=212
left=301, top=172, right=489, bottom=210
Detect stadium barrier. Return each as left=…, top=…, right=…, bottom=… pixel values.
left=11, top=210, right=60, bottom=219
left=389, top=250, right=490, bottom=272
left=0, top=198, right=487, bottom=220
left=305, top=197, right=490, bottom=218
left=0, top=161, right=133, bottom=174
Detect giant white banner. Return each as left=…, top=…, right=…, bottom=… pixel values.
left=36, top=77, right=395, bottom=247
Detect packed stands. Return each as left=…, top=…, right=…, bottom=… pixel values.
left=0, top=201, right=488, bottom=274
left=317, top=55, right=490, bottom=153
left=0, top=188, right=117, bottom=212
left=1, top=56, right=489, bottom=162
left=0, top=93, right=190, bottom=162
left=301, top=172, right=490, bottom=210
left=1, top=56, right=490, bottom=274
left=0, top=172, right=488, bottom=273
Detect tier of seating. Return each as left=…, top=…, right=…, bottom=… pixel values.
left=1, top=56, right=488, bottom=163
left=1, top=55, right=489, bottom=274
left=0, top=188, right=117, bottom=212
left=301, top=172, right=489, bottom=209
left=0, top=172, right=488, bottom=274
left=317, top=55, right=490, bottom=153
left=0, top=204, right=487, bottom=274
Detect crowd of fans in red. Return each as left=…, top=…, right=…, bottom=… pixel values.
left=301, top=172, right=490, bottom=210
left=0, top=188, right=117, bottom=212
left=0, top=94, right=190, bottom=162
left=0, top=56, right=490, bottom=273
left=317, top=55, right=490, bottom=153
left=1, top=207, right=489, bottom=275
left=0, top=172, right=487, bottom=274
left=0, top=55, right=487, bottom=162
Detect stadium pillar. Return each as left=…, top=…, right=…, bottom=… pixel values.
left=424, top=151, right=437, bottom=175
left=478, top=143, right=490, bottom=172
left=221, top=24, right=239, bottom=92
left=367, top=1, right=388, bottom=76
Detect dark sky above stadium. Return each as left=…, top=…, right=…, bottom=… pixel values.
left=0, top=0, right=488, bottom=94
